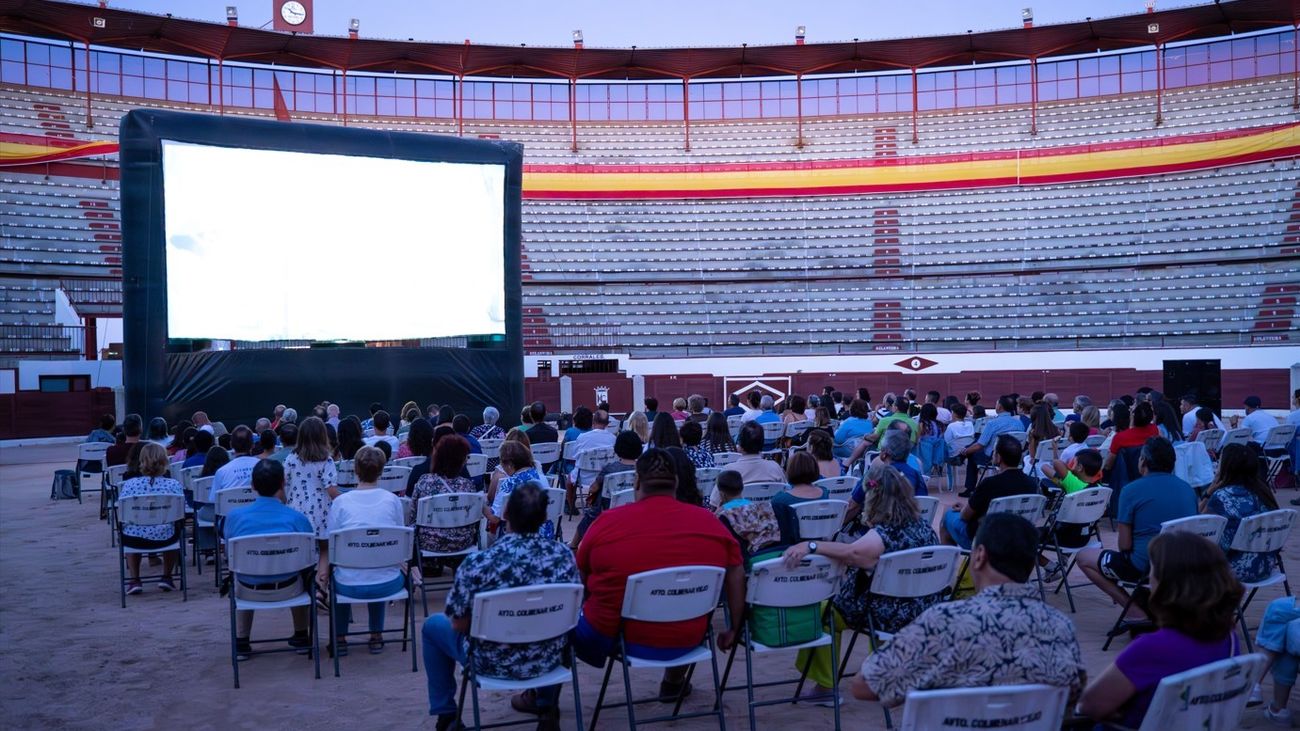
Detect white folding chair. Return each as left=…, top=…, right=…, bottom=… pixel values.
left=1043, top=486, right=1112, bottom=613
left=1229, top=508, right=1297, bottom=652
left=1084, top=435, right=1106, bottom=448
left=415, top=493, right=488, bottom=615
left=914, top=495, right=940, bottom=527
left=116, top=494, right=188, bottom=607
left=784, top=420, right=811, bottom=441
left=325, top=525, right=417, bottom=677
left=188, top=474, right=218, bottom=571
left=335, top=459, right=357, bottom=488
left=1262, top=424, right=1298, bottom=482
left=103, top=464, right=127, bottom=545
left=465, top=454, right=488, bottom=479
left=741, top=481, right=786, bottom=502
left=389, top=456, right=424, bottom=469
left=225, top=531, right=319, bottom=687
left=1194, top=428, right=1224, bottom=449
left=588, top=565, right=728, bottom=731
left=377, top=465, right=412, bottom=494
left=562, top=440, right=580, bottom=463
left=574, top=447, right=616, bottom=502
left=603, top=471, right=637, bottom=496
left=899, top=684, right=1068, bottom=731
left=609, top=488, right=637, bottom=509
left=696, top=467, right=722, bottom=497
left=531, top=442, right=561, bottom=474
left=727, top=415, right=744, bottom=439
left=1136, top=653, right=1267, bottom=731
left=606, top=418, right=621, bottom=434
left=77, top=442, right=110, bottom=506
left=1103, top=514, right=1228, bottom=651
left=458, top=583, right=585, bottom=731
left=545, top=487, right=567, bottom=538
left=213, top=486, right=258, bottom=587
left=759, top=422, right=785, bottom=458
left=478, top=438, right=503, bottom=459
left=720, top=555, right=843, bottom=730
left=955, top=494, right=1047, bottom=595
left=815, top=476, right=857, bottom=500
left=1219, top=428, right=1250, bottom=450
left=792, top=499, right=849, bottom=541
left=713, top=451, right=742, bottom=467
left=945, top=434, right=974, bottom=492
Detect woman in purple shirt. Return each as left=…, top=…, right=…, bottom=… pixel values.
left=1077, top=530, right=1243, bottom=728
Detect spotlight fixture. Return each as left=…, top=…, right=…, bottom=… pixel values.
left=1021, top=7, right=1033, bottom=28
left=349, top=18, right=360, bottom=38
left=795, top=25, right=806, bottom=45
left=225, top=5, right=237, bottom=26
left=1146, top=0, right=1155, bottom=12
left=572, top=29, right=583, bottom=48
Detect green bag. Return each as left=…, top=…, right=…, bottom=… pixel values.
left=745, top=548, right=824, bottom=648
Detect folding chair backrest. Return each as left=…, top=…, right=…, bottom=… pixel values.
left=1195, top=429, right=1224, bottom=447
left=389, top=456, right=424, bottom=469
left=335, top=460, right=356, bottom=486
left=469, top=583, right=584, bottom=643
left=79, top=442, right=109, bottom=462
left=1264, top=424, right=1297, bottom=450
left=1219, top=428, right=1250, bottom=449
left=760, top=422, right=785, bottom=442
left=576, top=447, right=615, bottom=472
left=899, top=684, right=1068, bottom=731
left=180, top=465, right=202, bottom=491
left=416, top=493, right=486, bottom=529
left=747, top=555, right=841, bottom=607
left=531, top=442, right=561, bottom=466
left=1084, top=435, right=1106, bottom=448
left=1033, top=442, right=1056, bottom=465
left=815, top=476, right=857, bottom=499
left=987, top=493, right=1047, bottom=526
left=609, top=489, right=637, bottom=509
left=1137, top=653, right=1267, bottom=731
left=742, top=481, right=787, bottom=502
left=949, top=434, right=976, bottom=453
left=604, top=471, right=637, bottom=494
left=870, top=545, right=962, bottom=599
left=1161, top=513, right=1228, bottom=543
left=695, top=467, right=722, bottom=494
left=227, top=531, right=316, bottom=576
left=727, top=415, right=743, bottom=437
left=620, top=565, right=726, bottom=623
left=1005, top=431, right=1029, bottom=446
left=215, top=486, right=257, bottom=517
left=606, top=419, right=621, bottom=434
left=105, top=464, right=127, bottom=488
left=792, top=499, right=849, bottom=540
left=544, top=488, right=566, bottom=527
left=562, top=441, right=580, bottom=462
left=973, top=417, right=989, bottom=433
left=1228, top=509, right=1297, bottom=554
left=377, top=465, right=411, bottom=493
left=915, top=495, right=940, bottom=527
left=466, top=454, right=488, bottom=478
left=190, top=476, right=215, bottom=503
left=1054, top=487, right=1112, bottom=525
left=478, top=438, right=503, bottom=459
left=784, top=420, right=811, bottom=439
left=713, top=451, right=742, bottom=467
left=117, top=494, right=186, bottom=526
left=328, top=525, right=414, bottom=568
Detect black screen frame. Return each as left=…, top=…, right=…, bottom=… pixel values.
left=120, top=109, right=523, bottom=425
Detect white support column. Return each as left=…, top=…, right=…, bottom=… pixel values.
left=559, top=376, right=573, bottom=414
left=632, top=375, right=645, bottom=415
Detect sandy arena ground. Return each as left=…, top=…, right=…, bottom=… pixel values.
left=1, top=443, right=1295, bottom=729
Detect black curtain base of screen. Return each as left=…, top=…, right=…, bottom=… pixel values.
left=161, top=347, right=521, bottom=429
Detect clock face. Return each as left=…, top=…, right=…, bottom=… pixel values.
left=280, top=1, right=307, bottom=25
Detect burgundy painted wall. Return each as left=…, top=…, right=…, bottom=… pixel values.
left=0, top=388, right=116, bottom=440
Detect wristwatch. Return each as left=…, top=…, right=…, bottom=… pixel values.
left=807, top=541, right=818, bottom=554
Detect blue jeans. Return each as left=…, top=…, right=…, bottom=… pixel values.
left=423, top=613, right=562, bottom=717
left=1257, top=596, right=1300, bottom=688
left=333, top=573, right=405, bottom=636
left=943, top=509, right=973, bottom=550
left=964, top=451, right=990, bottom=491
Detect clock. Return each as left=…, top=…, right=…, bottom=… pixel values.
left=280, top=1, right=306, bottom=25
left=272, top=0, right=313, bottom=33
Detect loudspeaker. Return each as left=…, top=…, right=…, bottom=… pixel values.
left=1162, top=359, right=1221, bottom=414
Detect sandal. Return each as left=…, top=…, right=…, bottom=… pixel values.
left=328, top=640, right=349, bottom=658
left=368, top=638, right=384, bottom=654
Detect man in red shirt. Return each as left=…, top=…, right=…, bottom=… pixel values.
left=532, top=448, right=744, bottom=710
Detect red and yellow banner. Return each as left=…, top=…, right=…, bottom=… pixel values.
left=522, top=122, right=1300, bottom=199
left=0, top=132, right=118, bottom=166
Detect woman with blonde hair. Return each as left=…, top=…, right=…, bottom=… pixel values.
left=780, top=464, right=940, bottom=696
left=118, top=442, right=185, bottom=594
left=1080, top=404, right=1101, bottom=434
left=626, top=411, right=650, bottom=444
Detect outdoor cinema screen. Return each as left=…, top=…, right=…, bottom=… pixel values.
left=161, top=141, right=507, bottom=342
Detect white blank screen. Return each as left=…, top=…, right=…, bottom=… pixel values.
left=162, top=141, right=506, bottom=342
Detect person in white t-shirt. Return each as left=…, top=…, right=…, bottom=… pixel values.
left=1179, top=394, right=1225, bottom=436
left=1236, top=395, right=1279, bottom=446
left=943, top=403, right=975, bottom=456
left=925, top=390, right=953, bottom=425
left=323, top=446, right=405, bottom=656
left=363, top=410, right=401, bottom=454
left=739, top=391, right=763, bottom=422
left=568, top=409, right=617, bottom=493
left=210, top=426, right=260, bottom=502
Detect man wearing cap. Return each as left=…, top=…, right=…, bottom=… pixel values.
left=1235, top=396, right=1278, bottom=447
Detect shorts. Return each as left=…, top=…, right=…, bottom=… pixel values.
left=120, top=531, right=177, bottom=551
left=1099, top=550, right=1144, bottom=583
left=942, top=509, right=973, bottom=550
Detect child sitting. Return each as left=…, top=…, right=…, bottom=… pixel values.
left=714, top=470, right=781, bottom=557
left=1040, top=448, right=1105, bottom=581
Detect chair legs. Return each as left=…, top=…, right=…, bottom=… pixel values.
left=1101, top=580, right=1146, bottom=652
left=589, top=630, right=726, bottom=731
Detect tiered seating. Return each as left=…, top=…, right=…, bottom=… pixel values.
left=0, top=173, right=121, bottom=278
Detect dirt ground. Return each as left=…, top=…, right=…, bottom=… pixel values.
left=0, top=443, right=1293, bottom=729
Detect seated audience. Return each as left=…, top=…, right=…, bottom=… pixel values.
left=1104, top=402, right=1159, bottom=471
left=222, top=459, right=313, bottom=660
left=957, top=395, right=1022, bottom=495
left=665, top=446, right=704, bottom=506
left=468, top=406, right=506, bottom=442
left=422, top=484, right=579, bottom=730
left=1236, top=395, right=1276, bottom=447
left=1253, top=596, right=1300, bottom=726
left=146, top=417, right=171, bottom=446
left=450, top=415, right=482, bottom=457
left=679, top=421, right=715, bottom=469
left=1025, top=403, right=1058, bottom=466
left=325, top=403, right=340, bottom=429
left=1076, top=437, right=1196, bottom=625
left=86, top=414, right=116, bottom=444
left=740, top=390, right=763, bottom=422
left=525, top=402, right=558, bottom=443
left=363, top=410, right=400, bottom=453
left=855, top=513, right=1084, bottom=706
left=323, top=446, right=406, bottom=656
left=570, top=431, right=642, bottom=547
left=412, top=435, right=479, bottom=557
left=1153, top=399, right=1185, bottom=444
left=270, top=423, right=296, bottom=462
left=769, top=451, right=829, bottom=544
left=730, top=421, right=787, bottom=485
left=119, top=442, right=184, bottom=595
left=687, top=394, right=709, bottom=423
left=715, top=469, right=781, bottom=555
left=625, top=411, right=650, bottom=443
left=806, top=429, right=842, bottom=479
left=643, top=397, right=660, bottom=425
left=402, top=418, right=435, bottom=491
left=721, top=394, right=745, bottom=418
left=669, top=397, right=690, bottom=421
left=782, top=465, right=940, bottom=696
left=1077, top=531, right=1243, bottom=727
left=941, top=434, right=1039, bottom=550
left=751, top=395, right=780, bottom=426
left=562, top=406, right=593, bottom=445
left=1201, top=443, right=1278, bottom=584
left=567, top=409, right=616, bottom=494
left=1180, top=393, right=1224, bottom=435
left=106, top=413, right=142, bottom=467
left=180, top=427, right=212, bottom=469
left=199, top=445, right=230, bottom=478
left=942, top=403, right=974, bottom=454
left=1186, top=407, right=1219, bottom=444
left=209, top=426, right=259, bottom=502
left=701, top=412, right=737, bottom=454
left=336, top=418, right=366, bottom=461
left=489, top=441, right=551, bottom=539
left=256, top=429, right=278, bottom=459
left=648, top=412, right=681, bottom=449
left=851, top=398, right=917, bottom=462
left=780, top=395, right=807, bottom=425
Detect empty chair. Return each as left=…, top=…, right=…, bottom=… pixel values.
left=898, top=684, right=1069, bottom=731
left=1261, top=424, right=1298, bottom=482
left=76, top=441, right=110, bottom=505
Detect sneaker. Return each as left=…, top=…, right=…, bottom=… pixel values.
left=288, top=630, right=311, bottom=654
left=125, top=580, right=143, bottom=595
left=157, top=576, right=175, bottom=592
left=1041, top=561, right=1065, bottom=584
left=1265, top=705, right=1293, bottom=727
left=1249, top=683, right=1264, bottom=707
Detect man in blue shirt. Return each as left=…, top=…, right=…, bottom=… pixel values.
left=721, top=394, right=746, bottom=418
left=1075, top=437, right=1196, bottom=625
left=223, top=459, right=315, bottom=660
left=958, top=394, right=1022, bottom=496
left=833, top=398, right=876, bottom=459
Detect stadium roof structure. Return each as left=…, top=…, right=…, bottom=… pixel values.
left=0, top=0, right=1295, bottom=80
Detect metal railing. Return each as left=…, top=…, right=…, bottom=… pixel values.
left=0, top=324, right=82, bottom=355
